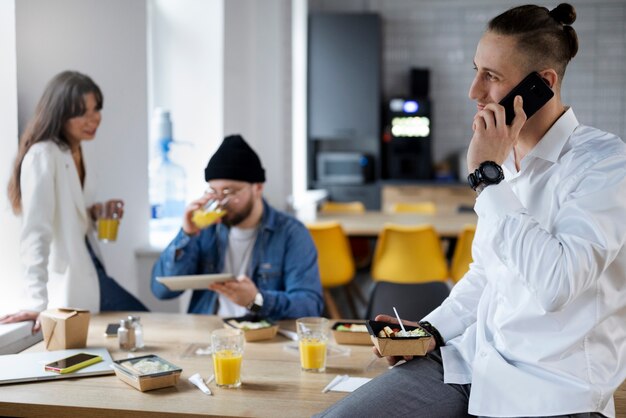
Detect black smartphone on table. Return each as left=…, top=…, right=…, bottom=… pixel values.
left=499, top=71, right=554, bottom=125
left=104, top=323, right=120, bottom=337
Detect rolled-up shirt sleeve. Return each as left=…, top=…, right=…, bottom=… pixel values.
left=475, top=154, right=626, bottom=313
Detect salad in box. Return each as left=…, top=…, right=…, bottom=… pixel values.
left=112, top=354, right=182, bottom=392
left=332, top=321, right=373, bottom=345
left=366, top=320, right=433, bottom=357
left=223, top=315, right=278, bottom=342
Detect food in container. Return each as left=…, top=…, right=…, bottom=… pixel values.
left=112, top=354, right=182, bottom=392
left=223, top=315, right=278, bottom=342
left=366, top=320, right=433, bottom=357
left=331, top=321, right=373, bottom=345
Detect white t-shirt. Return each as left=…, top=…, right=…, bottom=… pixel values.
left=217, top=226, right=258, bottom=318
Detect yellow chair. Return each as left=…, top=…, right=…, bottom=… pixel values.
left=391, top=202, right=437, bottom=214
left=320, top=201, right=366, bottom=214
left=371, top=224, right=449, bottom=283
left=307, top=222, right=363, bottom=319
left=450, top=224, right=476, bottom=283
left=320, top=201, right=371, bottom=269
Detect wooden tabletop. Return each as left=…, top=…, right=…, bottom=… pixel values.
left=311, top=210, right=477, bottom=238
left=0, top=313, right=388, bottom=418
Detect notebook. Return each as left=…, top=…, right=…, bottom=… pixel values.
left=0, top=347, right=114, bottom=385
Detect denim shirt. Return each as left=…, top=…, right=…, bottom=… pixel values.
left=151, top=200, right=323, bottom=320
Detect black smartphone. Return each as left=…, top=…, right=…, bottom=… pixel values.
left=104, top=323, right=120, bottom=337
left=44, top=353, right=103, bottom=374
left=499, top=71, right=554, bottom=125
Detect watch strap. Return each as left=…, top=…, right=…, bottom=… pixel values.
left=418, top=321, right=445, bottom=348
left=247, top=292, right=263, bottom=313
left=467, top=161, right=504, bottom=191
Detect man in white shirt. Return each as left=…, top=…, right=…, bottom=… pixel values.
left=317, top=3, right=625, bottom=418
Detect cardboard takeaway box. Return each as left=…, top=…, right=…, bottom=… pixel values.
left=366, top=320, right=433, bottom=357
left=223, top=316, right=279, bottom=342
left=332, top=321, right=373, bottom=345
left=112, top=355, right=182, bottom=392
left=40, top=308, right=90, bottom=350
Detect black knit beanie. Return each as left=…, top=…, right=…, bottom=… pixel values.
left=204, top=134, right=266, bottom=183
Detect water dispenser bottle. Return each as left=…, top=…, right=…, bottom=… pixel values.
left=149, top=109, right=186, bottom=247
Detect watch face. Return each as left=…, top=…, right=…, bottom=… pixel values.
left=482, top=164, right=500, bottom=181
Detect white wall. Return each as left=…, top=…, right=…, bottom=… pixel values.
left=149, top=0, right=224, bottom=202
left=140, top=0, right=225, bottom=312
left=15, top=0, right=151, bottom=306
left=0, top=0, right=22, bottom=315
left=224, top=0, right=293, bottom=209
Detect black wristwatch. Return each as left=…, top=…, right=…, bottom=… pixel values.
left=418, top=321, right=445, bottom=348
left=467, top=161, right=504, bottom=191
left=246, top=292, right=264, bottom=313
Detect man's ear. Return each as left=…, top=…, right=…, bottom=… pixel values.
left=539, top=69, right=559, bottom=89
left=252, top=183, right=264, bottom=196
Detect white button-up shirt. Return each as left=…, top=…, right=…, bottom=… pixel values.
left=424, top=108, right=626, bottom=417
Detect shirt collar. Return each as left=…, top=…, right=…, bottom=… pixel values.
left=526, top=107, right=579, bottom=163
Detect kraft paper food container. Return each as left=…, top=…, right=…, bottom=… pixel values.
left=332, top=321, right=373, bottom=345
left=112, top=355, right=182, bottom=392
left=366, top=320, right=433, bottom=357
left=40, top=307, right=90, bottom=350
left=223, top=316, right=279, bottom=342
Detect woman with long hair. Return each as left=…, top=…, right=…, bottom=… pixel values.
left=1, top=70, right=147, bottom=332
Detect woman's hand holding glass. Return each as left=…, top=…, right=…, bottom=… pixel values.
left=91, top=200, right=124, bottom=242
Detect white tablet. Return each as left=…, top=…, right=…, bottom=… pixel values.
left=155, top=274, right=236, bottom=291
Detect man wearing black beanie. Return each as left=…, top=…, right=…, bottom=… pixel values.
left=151, top=135, right=323, bottom=320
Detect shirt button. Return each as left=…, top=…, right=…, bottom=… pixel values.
left=480, top=351, right=487, bottom=358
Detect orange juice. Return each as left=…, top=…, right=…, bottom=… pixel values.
left=213, top=350, right=242, bottom=387
left=192, top=209, right=227, bottom=229
left=98, top=219, right=119, bottom=242
left=299, top=338, right=327, bottom=371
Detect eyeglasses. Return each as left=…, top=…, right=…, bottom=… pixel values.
left=204, top=185, right=249, bottom=205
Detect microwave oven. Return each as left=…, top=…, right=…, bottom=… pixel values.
left=316, top=152, right=375, bottom=184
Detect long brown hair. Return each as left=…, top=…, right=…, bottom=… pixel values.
left=488, top=3, right=579, bottom=84
left=7, top=71, right=103, bottom=214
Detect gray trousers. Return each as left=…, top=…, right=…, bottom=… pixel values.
left=314, top=349, right=605, bottom=418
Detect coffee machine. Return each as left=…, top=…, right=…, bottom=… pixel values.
left=382, top=69, right=432, bottom=180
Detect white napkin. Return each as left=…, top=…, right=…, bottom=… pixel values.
left=330, top=376, right=371, bottom=392
left=322, top=374, right=371, bottom=393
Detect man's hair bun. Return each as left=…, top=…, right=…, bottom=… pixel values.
left=549, top=3, right=576, bottom=25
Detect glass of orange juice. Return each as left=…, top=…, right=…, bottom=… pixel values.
left=211, top=328, right=244, bottom=388
left=296, top=317, right=329, bottom=373
left=192, top=198, right=228, bottom=229
left=96, top=200, right=123, bottom=242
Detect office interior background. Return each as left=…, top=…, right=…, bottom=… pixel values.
left=1, top=0, right=624, bottom=313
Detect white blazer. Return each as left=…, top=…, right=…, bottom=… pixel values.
left=19, top=141, right=101, bottom=313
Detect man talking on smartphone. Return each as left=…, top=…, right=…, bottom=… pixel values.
left=317, top=3, right=626, bottom=417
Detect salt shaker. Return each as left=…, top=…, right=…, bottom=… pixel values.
left=128, top=315, right=144, bottom=350
left=118, top=319, right=135, bottom=351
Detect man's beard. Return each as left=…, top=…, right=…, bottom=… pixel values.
left=222, top=198, right=254, bottom=227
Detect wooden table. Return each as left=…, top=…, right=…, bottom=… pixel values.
left=0, top=313, right=388, bottom=418
left=311, top=211, right=477, bottom=239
